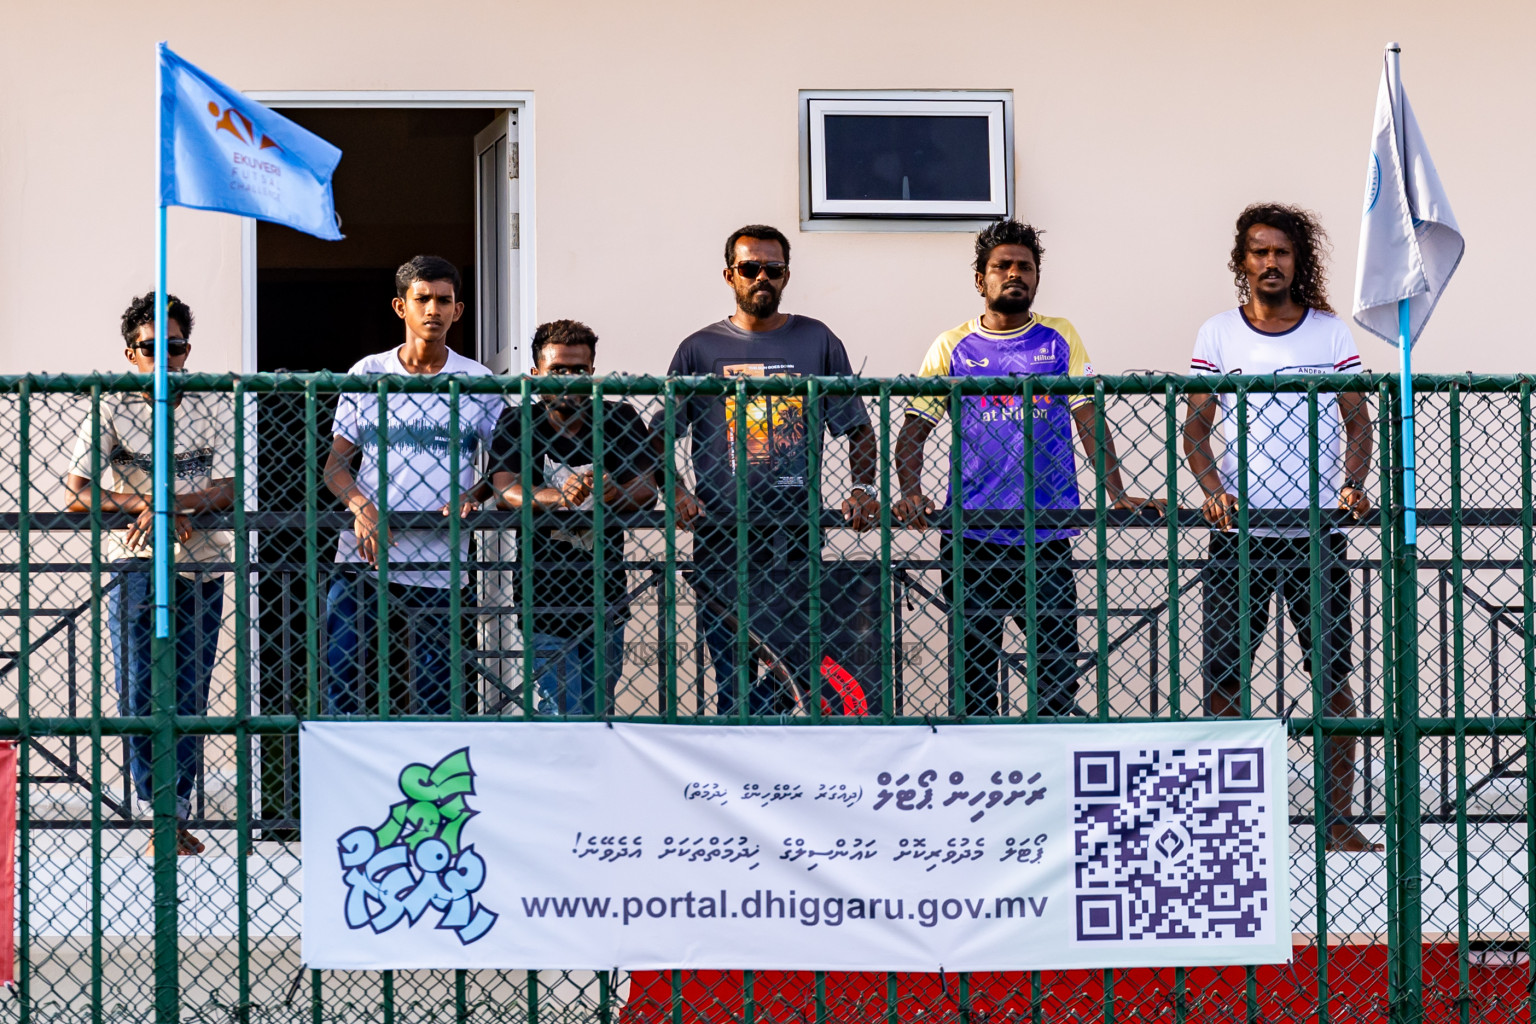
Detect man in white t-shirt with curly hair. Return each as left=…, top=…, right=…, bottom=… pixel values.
left=1183, top=203, right=1380, bottom=853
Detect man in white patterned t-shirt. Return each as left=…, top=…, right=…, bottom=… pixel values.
left=1183, top=204, right=1380, bottom=853
left=64, top=292, right=233, bottom=856
left=321, top=256, right=502, bottom=716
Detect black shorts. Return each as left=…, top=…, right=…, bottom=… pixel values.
left=1200, top=531, right=1354, bottom=714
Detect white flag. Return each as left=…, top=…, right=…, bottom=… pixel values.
left=1352, top=55, right=1464, bottom=348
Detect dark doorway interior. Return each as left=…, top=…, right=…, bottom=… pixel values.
left=254, top=107, right=496, bottom=833
left=256, top=106, right=489, bottom=371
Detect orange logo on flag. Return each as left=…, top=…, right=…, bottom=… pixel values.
left=207, top=102, right=282, bottom=151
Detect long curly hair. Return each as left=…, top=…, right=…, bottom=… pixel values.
left=1228, top=203, right=1334, bottom=314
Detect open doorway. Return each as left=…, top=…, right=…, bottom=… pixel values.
left=257, top=107, right=490, bottom=371
left=246, top=101, right=528, bottom=830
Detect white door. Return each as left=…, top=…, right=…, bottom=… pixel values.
left=474, top=111, right=521, bottom=373
left=474, top=110, right=524, bottom=710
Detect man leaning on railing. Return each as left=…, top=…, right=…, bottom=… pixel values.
left=63, top=291, right=233, bottom=857
left=1183, top=203, right=1380, bottom=853
left=666, top=224, right=879, bottom=717
left=893, top=220, right=1160, bottom=720
left=321, top=255, right=502, bottom=717
left=487, top=319, right=658, bottom=715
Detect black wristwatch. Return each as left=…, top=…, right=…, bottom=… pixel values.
left=1343, top=477, right=1365, bottom=492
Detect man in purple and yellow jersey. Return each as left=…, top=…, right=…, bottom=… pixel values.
left=894, top=220, right=1158, bottom=718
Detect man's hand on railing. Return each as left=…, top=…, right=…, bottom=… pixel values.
left=1338, top=485, right=1371, bottom=522
left=892, top=492, right=935, bottom=531
left=1110, top=493, right=1167, bottom=519
left=1201, top=491, right=1240, bottom=532
left=347, top=497, right=389, bottom=566
left=440, top=493, right=482, bottom=519
left=840, top=486, right=879, bottom=532
left=674, top=487, right=705, bottom=529
left=124, top=508, right=191, bottom=552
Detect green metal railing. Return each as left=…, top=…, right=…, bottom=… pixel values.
left=0, top=371, right=1529, bottom=1023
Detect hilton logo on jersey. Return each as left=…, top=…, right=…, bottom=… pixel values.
left=975, top=394, right=1056, bottom=423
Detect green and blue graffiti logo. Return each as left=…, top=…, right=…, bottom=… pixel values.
left=336, top=747, right=497, bottom=944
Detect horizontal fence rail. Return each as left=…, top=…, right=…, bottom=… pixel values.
left=0, top=371, right=1528, bottom=1024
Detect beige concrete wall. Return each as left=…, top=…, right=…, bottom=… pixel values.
left=1, top=0, right=1529, bottom=379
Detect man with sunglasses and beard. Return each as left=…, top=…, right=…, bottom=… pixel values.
left=1184, top=203, right=1378, bottom=852
left=894, top=220, right=1157, bottom=719
left=63, top=292, right=234, bottom=856
left=667, top=224, right=877, bottom=716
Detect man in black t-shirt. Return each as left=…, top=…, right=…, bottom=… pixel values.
left=667, top=224, right=877, bottom=716
left=489, top=320, right=658, bottom=715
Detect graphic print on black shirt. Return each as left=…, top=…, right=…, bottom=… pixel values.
left=667, top=315, right=870, bottom=520
left=721, top=361, right=808, bottom=486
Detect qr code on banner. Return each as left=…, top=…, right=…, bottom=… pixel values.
left=1072, top=747, right=1272, bottom=942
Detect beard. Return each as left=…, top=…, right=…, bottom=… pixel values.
left=988, top=289, right=1032, bottom=315
left=738, top=285, right=781, bottom=318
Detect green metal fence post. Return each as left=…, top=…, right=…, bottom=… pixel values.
left=1163, top=382, right=1181, bottom=719
left=734, top=377, right=750, bottom=721
left=1234, top=387, right=1252, bottom=718
left=16, top=379, right=31, bottom=1024
left=879, top=381, right=895, bottom=722
left=949, top=381, right=965, bottom=716
left=592, top=378, right=608, bottom=716
left=520, top=377, right=535, bottom=717
left=448, top=377, right=464, bottom=720
left=375, top=380, right=391, bottom=718
left=1394, top=375, right=1424, bottom=1024
left=1022, top=376, right=1038, bottom=721
left=304, top=380, right=320, bottom=719
left=88, top=383, right=104, bottom=1024
left=663, top=379, right=678, bottom=721
left=1378, top=380, right=1401, bottom=1010
left=1448, top=383, right=1470, bottom=1024
left=806, top=377, right=822, bottom=722
left=1092, top=380, right=1109, bottom=720
left=1307, top=384, right=1330, bottom=1024
left=233, top=377, right=252, bottom=1023
left=148, top=372, right=180, bottom=1024
left=1521, top=379, right=1535, bottom=1024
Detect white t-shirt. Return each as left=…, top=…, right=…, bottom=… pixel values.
left=1189, top=307, right=1365, bottom=538
left=333, top=347, right=504, bottom=587
left=65, top=391, right=236, bottom=572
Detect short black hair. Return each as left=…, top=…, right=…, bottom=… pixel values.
left=530, top=319, right=599, bottom=369
left=395, top=255, right=462, bottom=300
left=724, top=224, right=790, bottom=266
left=973, top=220, right=1045, bottom=274
left=120, top=292, right=194, bottom=346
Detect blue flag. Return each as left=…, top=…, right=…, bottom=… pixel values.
left=158, top=43, right=343, bottom=239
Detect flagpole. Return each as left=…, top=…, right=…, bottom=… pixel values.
left=1387, top=41, right=1417, bottom=548
left=153, top=52, right=171, bottom=640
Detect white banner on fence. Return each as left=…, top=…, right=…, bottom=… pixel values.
left=301, top=721, right=1290, bottom=971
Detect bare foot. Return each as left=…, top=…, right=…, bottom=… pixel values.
left=145, top=829, right=207, bottom=856
left=1326, top=823, right=1384, bottom=853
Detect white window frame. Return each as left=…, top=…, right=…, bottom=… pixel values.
left=800, top=90, right=1012, bottom=232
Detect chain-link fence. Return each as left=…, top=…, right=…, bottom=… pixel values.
left=0, top=371, right=1529, bottom=1023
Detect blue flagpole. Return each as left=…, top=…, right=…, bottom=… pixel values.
left=1388, top=43, right=1417, bottom=548
left=1397, top=298, right=1416, bottom=546
left=153, top=50, right=171, bottom=638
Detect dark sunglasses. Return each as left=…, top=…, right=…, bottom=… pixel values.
left=732, top=260, right=787, bottom=281
left=130, top=340, right=191, bottom=357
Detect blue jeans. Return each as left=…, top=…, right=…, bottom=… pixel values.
left=324, top=574, right=462, bottom=716
left=530, top=625, right=626, bottom=715
left=109, top=566, right=224, bottom=820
